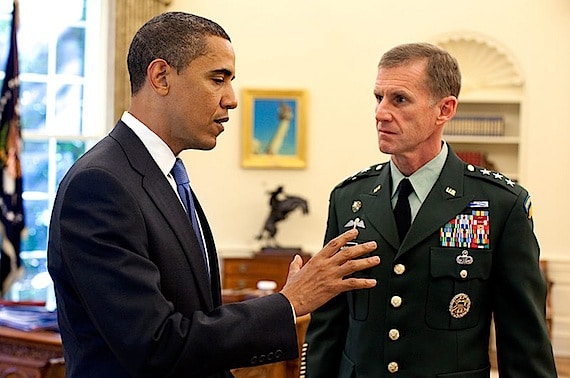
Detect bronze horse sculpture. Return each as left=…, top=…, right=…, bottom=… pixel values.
left=257, top=186, right=309, bottom=247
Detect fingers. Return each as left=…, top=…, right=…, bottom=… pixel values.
left=319, top=229, right=360, bottom=258
left=339, top=276, right=378, bottom=290
left=280, top=231, right=380, bottom=316
left=337, top=248, right=380, bottom=276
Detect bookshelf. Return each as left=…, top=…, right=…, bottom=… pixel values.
left=446, top=99, right=521, bottom=180
left=435, top=33, right=525, bottom=182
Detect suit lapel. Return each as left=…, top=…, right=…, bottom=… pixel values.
left=110, top=123, right=215, bottom=309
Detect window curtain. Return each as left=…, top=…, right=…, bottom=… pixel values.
left=113, top=0, right=171, bottom=121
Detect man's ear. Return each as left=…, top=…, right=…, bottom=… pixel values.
left=147, top=59, right=170, bottom=95
left=436, top=96, right=458, bottom=125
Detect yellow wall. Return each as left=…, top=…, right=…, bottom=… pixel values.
left=165, top=0, right=570, bottom=352
left=168, top=0, right=570, bottom=258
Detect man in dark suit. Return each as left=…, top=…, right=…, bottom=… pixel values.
left=47, top=12, right=380, bottom=378
left=304, top=43, right=557, bottom=377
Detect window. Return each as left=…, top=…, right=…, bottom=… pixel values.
left=0, top=0, right=111, bottom=301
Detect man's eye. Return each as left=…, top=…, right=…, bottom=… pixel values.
left=375, top=95, right=383, bottom=102
left=396, top=96, right=407, bottom=103
left=213, top=78, right=224, bottom=84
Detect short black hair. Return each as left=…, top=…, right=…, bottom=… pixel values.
left=127, top=12, right=231, bottom=95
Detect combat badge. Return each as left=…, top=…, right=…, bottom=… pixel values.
left=449, top=293, right=471, bottom=319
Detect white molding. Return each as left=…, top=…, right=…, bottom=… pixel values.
left=547, top=260, right=570, bottom=356
left=552, top=315, right=570, bottom=357
left=433, top=32, right=524, bottom=96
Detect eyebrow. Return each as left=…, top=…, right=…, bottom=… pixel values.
left=212, top=68, right=235, bottom=79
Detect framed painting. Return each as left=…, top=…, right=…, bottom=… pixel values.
left=241, top=88, right=307, bottom=169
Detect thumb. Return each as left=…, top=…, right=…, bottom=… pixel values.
left=288, top=254, right=304, bottom=276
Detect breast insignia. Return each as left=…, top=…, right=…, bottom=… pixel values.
left=449, top=293, right=471, bottom=319
left=352, top=200, right=362, bottom=213
left=344, top=217, right=365, bottom=229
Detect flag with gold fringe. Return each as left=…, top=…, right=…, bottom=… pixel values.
left=0, top=0, right=24, bottom=297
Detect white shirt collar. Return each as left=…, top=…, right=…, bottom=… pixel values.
left=121, top=111, right=176, bottom=176
left=390, top=141, right=448, bottom=202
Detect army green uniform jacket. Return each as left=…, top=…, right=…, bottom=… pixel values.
left=305, top=148, right=556, bottom=377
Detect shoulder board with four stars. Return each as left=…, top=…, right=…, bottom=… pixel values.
left=464, top=164, right=521, bottom=194
left=335, top=162, right=388, bottom=189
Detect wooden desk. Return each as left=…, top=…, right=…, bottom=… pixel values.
left=0, top=326, right=64, bottom=378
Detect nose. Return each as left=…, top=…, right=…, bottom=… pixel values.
left=222, top=84, right=238, bottom=110
left=375, top=100, right=391, bottom=123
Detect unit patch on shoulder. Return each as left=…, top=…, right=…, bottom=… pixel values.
left=524, top=195, right=533, bottom=220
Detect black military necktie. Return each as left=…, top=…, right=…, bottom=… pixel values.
left=393, top=178, right=414, bottom=242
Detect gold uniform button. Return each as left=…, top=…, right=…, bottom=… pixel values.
left=388, top=329, right=400, bottom=340
left=388, top=362, right=399, bottom=373
left=390, top=296, right=402, bottom=308
left=393, top=264, right=406, bottom=275
left=460, top=269, right=468, bottom=279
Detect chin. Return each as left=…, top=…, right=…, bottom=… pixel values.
left=202, top=139, right=217, bottom=151
left=378, top=142, right=393, bottom=155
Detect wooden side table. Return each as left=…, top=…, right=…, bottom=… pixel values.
left=0, top=326, right=64, bottom=378
left=223, top=250, right=311, bottom=291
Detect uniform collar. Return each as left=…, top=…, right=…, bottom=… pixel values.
left=390, top=141, right=448, bottom=203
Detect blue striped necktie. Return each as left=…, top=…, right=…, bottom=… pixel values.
left=171, top=158, right=209, bottom=276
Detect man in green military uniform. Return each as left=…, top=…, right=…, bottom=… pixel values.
left=304, top=43, right=557, bottom=377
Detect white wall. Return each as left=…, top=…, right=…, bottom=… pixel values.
left=167, top=0, right=570, bottom=354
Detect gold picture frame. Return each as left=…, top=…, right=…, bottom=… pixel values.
left=241, top=88, right=307, bottom=169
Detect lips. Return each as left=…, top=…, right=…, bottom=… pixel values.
left=215, top=116, right=229, bottom=124
left=213, top=118, right=227, bottom=134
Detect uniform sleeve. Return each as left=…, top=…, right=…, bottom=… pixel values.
left=304, top=189, right=349, bottom=377
left=491, top=189, right=557, bottom=376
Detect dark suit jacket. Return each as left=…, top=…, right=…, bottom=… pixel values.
left=48, top=121, right=298, bottom=377
left=305, top=147, right=557, bottom=377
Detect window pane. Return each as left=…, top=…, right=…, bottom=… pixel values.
left=20, top=81, right=47, bottom=132
left=57, top=27, right=85, bottom=76
left=19, top=40, right=49, bottom=75
left=56, top=140, right=87, bottom=185
left=21, top=200, right=50, bottom=253
left=22, top=141, right=49, bottom=193
left=18, top=22, right=49, bottom=75
left=56, top=83, right=84, bottom=134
